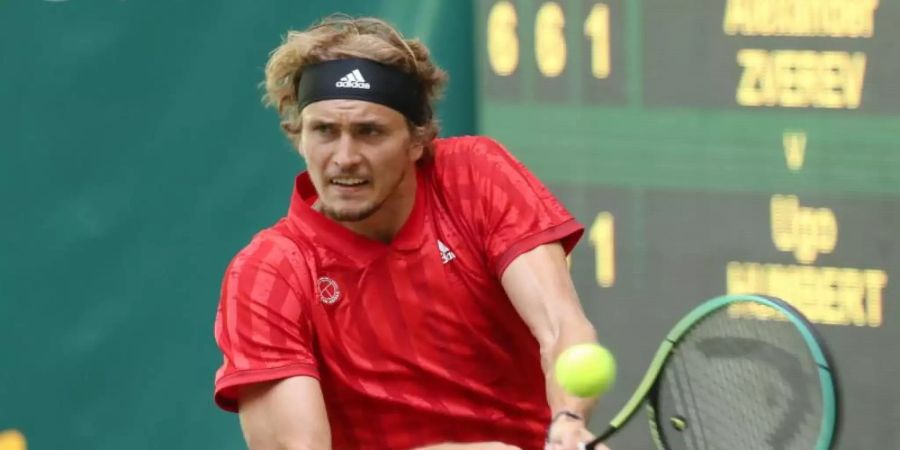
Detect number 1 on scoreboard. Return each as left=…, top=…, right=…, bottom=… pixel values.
left=585, top=3, right=611, bottom=79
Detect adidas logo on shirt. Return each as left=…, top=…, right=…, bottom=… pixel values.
left=438, top=240, right=456, bottom=264
left=335, top=69, right=371, bottom=89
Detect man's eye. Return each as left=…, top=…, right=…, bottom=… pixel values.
left=314, top=124, right=332, bottom=134
left=359, top=126, right=382, bottom=136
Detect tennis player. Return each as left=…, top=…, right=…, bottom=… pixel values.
left=213, top=16, right=610, bottom=450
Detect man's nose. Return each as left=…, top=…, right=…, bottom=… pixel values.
left=332, top=133, right=363, bottom=169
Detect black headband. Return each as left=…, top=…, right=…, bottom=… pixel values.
left=296, top=58, right=429, bottom=125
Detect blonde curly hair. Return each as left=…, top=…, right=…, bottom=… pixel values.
left=263, top=16, right=448, bottom=158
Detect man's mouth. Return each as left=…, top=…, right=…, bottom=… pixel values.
left=330, top=177, right=369, bottom=187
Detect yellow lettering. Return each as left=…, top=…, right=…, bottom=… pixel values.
left=535, top=2, right=567, bottom=77
left=793, top=0, right=812, bottom=35
left=722, top=0, right=880, bottom=37
left=723, top=0, right=750, bottom=35
left=754, top=0, right=775, bottom=35
left=829, top=267, right=864, bottom=325
left=860, top=1, right=878, bottom=37
left=736, top=49, right=868, bottom=110
left=584, top=3, right=611, bottom=79
left=486, top=1, right=519, bottom=76
left=843, top=52, right=866, bottom=108
left=816, top=208, right=838, bottom=255
left=817, top=51, right=845, bottom=109
left=771, top=194, right=798, bottom=252
left=837, top=268, right=865, bottom=325
left=783, top=130, right=807, bottom=171
left=793, top=207, right=818, bottom=263
left=726, top=262, right=888, bottom=328
left=589, top=212, right=616, bottom=287
left=865, top=270, right=887, bottom=326
left=770, top=195, right=838, bottom=264
left=795, top=49, right=821, bottom=108
left=736, top=49, right=771, bottom=106
left=775, top=50, right=802, bottom=107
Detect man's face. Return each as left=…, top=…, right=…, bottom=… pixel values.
left=299, top=100, right=423, bottom=222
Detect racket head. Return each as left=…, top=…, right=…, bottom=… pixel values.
left=646, top=294, right=840, bottom=450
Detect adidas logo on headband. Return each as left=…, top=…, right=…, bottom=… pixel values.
left=297, top=58, right=427, bottom=124
left=335, top=69, right=371, bottom=89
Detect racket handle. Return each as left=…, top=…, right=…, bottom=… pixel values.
left=580, top=437, right=603, bottom=450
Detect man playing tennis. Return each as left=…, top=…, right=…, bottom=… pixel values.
left=213, top=16, right=610, bottom=450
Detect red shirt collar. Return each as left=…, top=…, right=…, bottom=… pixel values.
left=286, top=170, right=428, bottom=261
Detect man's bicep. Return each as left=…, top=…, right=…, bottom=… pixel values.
left=500, top=243, right=593, bottom=348
left=238, top=376, right=331, bottom=450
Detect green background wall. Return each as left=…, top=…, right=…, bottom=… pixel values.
left=0, top=2, right=474, bottom=449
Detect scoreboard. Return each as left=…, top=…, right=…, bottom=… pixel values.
left=476, top=1, right=899, bottom=448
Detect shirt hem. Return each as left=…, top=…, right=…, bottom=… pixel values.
left=493, top=219, right=585, bottom=276
left=214, top=363, right=319, bottom=413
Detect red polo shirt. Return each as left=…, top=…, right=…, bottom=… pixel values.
left=214, top=136, right=583, bottom=449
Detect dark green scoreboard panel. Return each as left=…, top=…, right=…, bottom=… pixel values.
left=477, top=0, right=898, bottom=448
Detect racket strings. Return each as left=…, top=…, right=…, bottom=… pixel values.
left=655, top=305, right=824, bottom=450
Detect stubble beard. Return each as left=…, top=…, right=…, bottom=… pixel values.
left=319, top=167, right=409, bottom=223
left=320, top=200, right=380, bottom=222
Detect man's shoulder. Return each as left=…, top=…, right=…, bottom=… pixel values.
left=430, top=135, right=511, bottom=181
left=227, top=220, right=312, bottom=279
left=433, top=135, right=507, bottom=162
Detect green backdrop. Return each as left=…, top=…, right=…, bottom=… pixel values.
left=0, top=1, right=473, bottom=449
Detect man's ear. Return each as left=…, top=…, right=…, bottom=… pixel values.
left=411, top=141, right=424, bottom=162
left=282, top=120, right=305, bottom=157
left=295, top=139, right=307, bottom=159
left=409, top=126, right=426, bottom=162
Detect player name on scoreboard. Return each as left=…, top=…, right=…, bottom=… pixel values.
left=641, top=0, right=897, bottom=112
left=479, top=0, right=900, bottom=113
left=726, top=0, right=875, bottom=109
left=723, top=0, right=878, bottom=38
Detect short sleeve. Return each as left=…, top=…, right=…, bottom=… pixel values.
left=438, top=137, right=584, bottom=275
left=213, top=237, right=318, bottom=413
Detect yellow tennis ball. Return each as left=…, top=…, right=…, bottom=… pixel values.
left=555, top=343, right=616, bottom=397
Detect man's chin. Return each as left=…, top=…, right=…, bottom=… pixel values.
left=321, top=202, right=379, bottom=222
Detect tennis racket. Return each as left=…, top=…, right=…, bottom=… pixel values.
left=582, top=294, right=840, bottom=450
